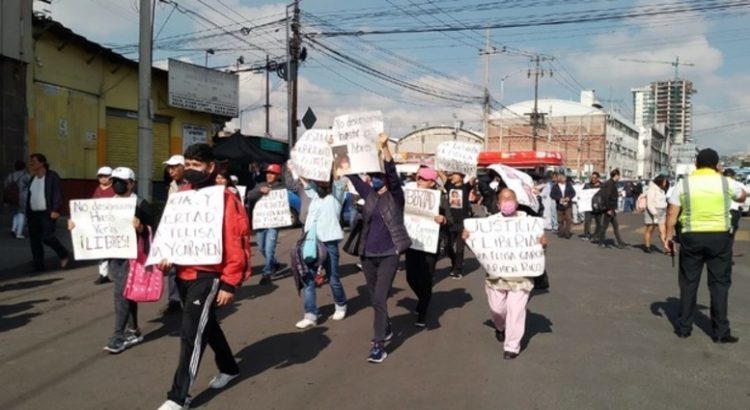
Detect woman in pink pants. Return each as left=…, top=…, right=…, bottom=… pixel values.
left=464, top=188, right=548, bottom=359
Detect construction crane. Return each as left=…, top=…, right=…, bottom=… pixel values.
left=617, top=56, right=695, bottom=79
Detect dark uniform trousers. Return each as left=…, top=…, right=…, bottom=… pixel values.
left=677, top=232, right=733, bottom=338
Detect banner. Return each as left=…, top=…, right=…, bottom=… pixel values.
left=464, top=215, right=545, bottom=278
left=69, top=197, right=137, bottom=260
left=147, top=185, right=225, bottom=266
left=576, top=188, right=599, bottom=213
left=488, top=164, right=540, bottom=214
left=403, top=188, right=441, bottom=253
left=435, top=141, right=481, bottom=177
left=331, top=111, right=383, bottom=175
left=291, top=129, right=334, bottom=181
left=252, top=189, right=293, bottom=230
left=236, top=185, right=247, bottom=205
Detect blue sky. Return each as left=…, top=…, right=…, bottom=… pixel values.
left=44, top=0, right=750, bottom=154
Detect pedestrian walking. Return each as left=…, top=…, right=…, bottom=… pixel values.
left=550, top=173, right=575, bottom=239
left=463, top=188, right=548, bottom=360
left=4, top=160, right=30, bottom=239
left=643, top=175, right=669, bottom=254
left=404, top=166, right=450, bottom=328
left=26, top=153, right=70, bottom=272
left=723, top=168, right=749, bottom=251
left=349, top=134, right=411, bottom=364
left=69, top=167, right=153, bottom=353
left=666, top=149, right=746, bottom=343
left=594, top=169, right=627, bottom=249
left=623, top=181, right=636, bottom=213
left=158, top=144, right=248, bottom=410
left=440, top=169, right=475, bottom=279
left=246, top=164, right=285, bottom=285
left=91, top=166, right=115, bottom=284
left=294, top=169, right=348, bottom=329
left=581, top=172, right=602, bottom=241
left=162, top=155, right=187, bottom=315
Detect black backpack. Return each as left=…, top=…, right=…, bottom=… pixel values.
left=591, top=190, right=604, bottom=213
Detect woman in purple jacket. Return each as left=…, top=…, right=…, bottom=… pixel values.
left=348, top=134, right=411, bottom=364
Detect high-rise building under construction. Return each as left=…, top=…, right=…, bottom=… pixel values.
left=632, top=80, right=696, bottom=144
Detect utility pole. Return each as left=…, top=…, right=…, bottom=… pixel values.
left=286, top=0, right=301, bottom=147
left=527, top=55, right=552, bottom=151
left=264, top=55, right=271, bottom=136
left=137, top=0, right=153, bottom=200
left=482, top=29, right=491, bottom=150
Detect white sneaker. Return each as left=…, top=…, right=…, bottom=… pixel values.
left=295, top=316, right=317, bottom=329
left=209, top=372, right=239, bottom=389
left=332, top=304, right=347, bottom=321
left=157, top=400, right=187, bottom=410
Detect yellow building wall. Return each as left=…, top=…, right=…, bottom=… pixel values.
left=28, top=30, right=215, bottom=180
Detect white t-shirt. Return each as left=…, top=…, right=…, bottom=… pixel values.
left=29, top=175, right=47, bottom=211
left=668, top=176, right=745, bottom=207
left=729, top=180, right=749, bottom=211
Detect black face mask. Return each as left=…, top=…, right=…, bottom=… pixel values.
left=184, top=169, right=214, bottom=188
left=112, top=179, right=129, bottom=195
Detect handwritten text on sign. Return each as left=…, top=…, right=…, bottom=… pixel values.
left=488, top=164, right=540, bottom=214
left=147, top=185, right=225, bottom=266
left=331, top=111, right=383, bottom=175
left=576, top=188, right=599, bottom=213
left=436, top=141, right=481, bottom=177
left=404, top=188, right=441, bottom=253
left=252, top=189, right=293, bottom=230
left=291, top=129, right=334, bottom=181
left=464, top=215, right=545, bottom=278
left=70, top=197, right=137, bottom=260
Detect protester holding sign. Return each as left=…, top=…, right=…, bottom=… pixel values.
left=463, top=188, right=548, bottom=360
left=91, top=166, right=115, bottom=285
left=581, top=172, right=602, bottom=241
left=162, top=155, right=188, bottom=316
left=295, top=168, right=349, bottom=329
left=157, top=144, right=250, bottom=410
left=550, top=174, right=576, bottom=239
left=439, top=170, right=475, bottom=279
left=69, top=167, right=153, bottom=354
left=349, top=133, right=411, bottom=364
left=404, top=166, right=450, bottom=328
left=246, top=164, right=285, bottom=285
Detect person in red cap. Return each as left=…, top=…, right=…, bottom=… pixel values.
left=405, top=166, right=451, bottom=327
left=246, top=163, right=285, bottom=285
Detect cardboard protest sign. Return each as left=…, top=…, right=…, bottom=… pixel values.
left=331, top=111, right=383, bottom=175
left=464, top=215, right=545, bottom=278
left=435, top=141, right=481, bottom=177
left=147, top=185, right=225, bottom=266
left=576, top=188, right=599, bottom=213
left=236, top=185, right=247, bottom=205
left=403, top=188, right=441, bottom=253
left=488, top=164, right=540, bottom=214
left=291, top=129, right=334, bottom=181
left=252, top=188, right=293, bottom=230
left=69, top=197, right=137, bottom=260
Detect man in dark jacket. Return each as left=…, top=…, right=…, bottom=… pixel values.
left=582, top=172, right=603, bottom=240
left=441, top=170, right=475, bottom=279
left=594, top=169, right=627, bottom=249
left=26, top=153, right=70, bottom=272
left=245, top=164, right=285, bottom=285
left=550, top=173, right=576, bottom=239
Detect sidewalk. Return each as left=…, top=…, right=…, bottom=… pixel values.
left=0, top=218, right=76, bottom=280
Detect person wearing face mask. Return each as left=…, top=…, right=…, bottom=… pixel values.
left=404, top=166, right=450, bottom=328
left=348, top=133, right=411, bottom=364
left=463, top=188, right=548, bottom=360
left=69, top=167, right=153, bottom=354
left=439, top=169, right=476, bottom=279
left=91, top=166, right=115, bottom=285
left=246, top=164, right=285, bottom=285
left=157, top=144, right=249, bottom=410
left=162, top=155, right=188, bottom=315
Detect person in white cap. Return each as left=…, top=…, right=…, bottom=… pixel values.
left=162, top=155, right=187, bottom=314
left=91, top=166, right=115, bottom=284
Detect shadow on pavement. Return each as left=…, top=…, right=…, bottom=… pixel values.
left=0, top=298, right=47, bottom=332
left=395, top=287, right=473, bottom=331
left=189, top=326, right=331, bottom=408
left=0, top=277, right=62, bottom=292
left=650, top=297, right=713, bottom=336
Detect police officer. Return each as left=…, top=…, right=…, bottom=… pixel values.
left=665, top=148, right=747, bottom=343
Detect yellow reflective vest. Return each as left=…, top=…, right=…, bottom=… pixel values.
left=678, top=168, right=732, bottom=233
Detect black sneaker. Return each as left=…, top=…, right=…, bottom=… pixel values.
left=123, top=329, right=144, bottom=348
left=385, top=321, right=394, bottom=342
left=103, top=337, right=126, bottom=354
left=162, top=301, right=182, bottom=315
left=94, top=276, right=111, bottom=285
left=368, top=343, right=387, bottom=363
left=495, top=329, right=505, bottom=342
left=414, top=313, right=426, bottom=328
left=259, top=276, right=273, bottom=286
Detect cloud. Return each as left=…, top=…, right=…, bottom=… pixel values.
left=45, top=0, right=138, bottom=40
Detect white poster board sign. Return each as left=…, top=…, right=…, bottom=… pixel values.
left=488, top=164, right=540, bottom=214
left=435, top=141, right=481, bottom=177
left=252, top=189, right=293, bottom=230
left=464, top=215, right=545, bottom=278
left=69, top=197, right=137, bottom=260
left=403, top=188, right=441, bottom=253
left=291, top=129, right=334, bottom=181
left=331, top=111, right=383, bottom=175
left=147, top=185, right=225, bottom=266
left=236, top=185, right=247, bottom=205
left=577, top=188, right=599, bottom=213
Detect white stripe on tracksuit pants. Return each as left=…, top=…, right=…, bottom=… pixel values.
left=167, top=275, right=239, bottom=406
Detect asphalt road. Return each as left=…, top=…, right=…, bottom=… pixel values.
left=1, top=214, right=749, bottom=410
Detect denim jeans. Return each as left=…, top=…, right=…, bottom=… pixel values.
left=303, top=240, right=347, bottom=318
left=256, top=228, right=279, bottom=276
left=109, top=259, right=138, bottom=339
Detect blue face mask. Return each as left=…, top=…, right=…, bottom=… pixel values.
left=371, top=176, right=385, bottom=191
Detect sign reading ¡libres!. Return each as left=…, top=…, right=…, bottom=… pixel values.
left=168, top=59, right=239, bottom=117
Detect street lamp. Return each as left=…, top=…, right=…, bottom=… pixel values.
left=204, top=48, right=215, bottom=67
